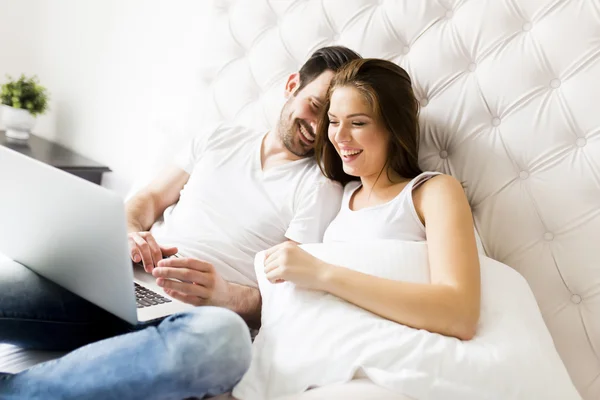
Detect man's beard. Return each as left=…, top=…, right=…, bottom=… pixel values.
left=277, top=98, right=314, bottom=158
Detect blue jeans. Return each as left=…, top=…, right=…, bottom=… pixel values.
left=0, top=258, right=252, bottom=399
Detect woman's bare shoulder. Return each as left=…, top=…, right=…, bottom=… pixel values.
left=413, top=174, right=469, bottom=223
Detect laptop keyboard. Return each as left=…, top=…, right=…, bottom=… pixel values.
left=134, top=282, right=172, bottom=308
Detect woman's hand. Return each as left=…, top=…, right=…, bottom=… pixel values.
left=264, top=241, right=333, bottom=290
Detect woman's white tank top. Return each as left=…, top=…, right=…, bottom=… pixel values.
left=323, top=171, right=442, bottom=243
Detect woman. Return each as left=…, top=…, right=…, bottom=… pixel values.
left=234, top=59, right=482, bottom=399
left=263, top=58, right=481, bottom=340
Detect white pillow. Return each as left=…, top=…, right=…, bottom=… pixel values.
left=232, top=240, right=581, bottom=400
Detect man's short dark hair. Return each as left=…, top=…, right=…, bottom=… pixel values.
left=296, top=46, right=362, bottom=93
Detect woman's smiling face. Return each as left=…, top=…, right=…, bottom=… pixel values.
left=327, top=86, right=389, bottom=179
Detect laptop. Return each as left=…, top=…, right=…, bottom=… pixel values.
left=0, top=146, right=193, bottom=324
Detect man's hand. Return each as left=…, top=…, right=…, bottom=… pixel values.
left=128, top=231, right=178, bottom=273
left=151, top=257, right=231, bottom=307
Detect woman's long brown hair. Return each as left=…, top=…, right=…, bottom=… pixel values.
left=315, top=58, right=423, bottom=185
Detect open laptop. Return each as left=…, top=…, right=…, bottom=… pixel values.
left=0, top=146, right=193, bottom=324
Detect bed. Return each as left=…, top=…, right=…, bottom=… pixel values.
left=1, top=0, right=599, bottom=398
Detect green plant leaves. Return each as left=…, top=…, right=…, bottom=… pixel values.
left=1, top=74, right=49, bottom=116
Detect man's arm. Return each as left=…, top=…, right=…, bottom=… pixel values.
left=125, top=165, right=190, bottom=233
left=126, top=165, right=190, bottom=271
left=226, top=283, right=262, bottom=329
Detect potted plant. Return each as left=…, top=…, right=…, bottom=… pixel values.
left=1, top=74, right=49, bottom=140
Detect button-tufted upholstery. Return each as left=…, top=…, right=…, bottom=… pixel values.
left=193, top=0, right=600, bottom=398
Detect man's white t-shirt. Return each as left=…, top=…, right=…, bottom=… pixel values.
left=151, top=125, right=343, bottom=287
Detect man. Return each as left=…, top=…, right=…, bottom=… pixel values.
left=0, top=46, right=361, bottom=400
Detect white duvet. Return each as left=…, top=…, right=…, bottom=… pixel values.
left=232, top=240, right=581, bottom=400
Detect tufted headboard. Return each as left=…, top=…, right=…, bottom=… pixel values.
left=195, top=0, right=600, bottom=398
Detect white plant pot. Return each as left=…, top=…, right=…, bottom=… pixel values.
left=2, top=105, right=36, bottom=140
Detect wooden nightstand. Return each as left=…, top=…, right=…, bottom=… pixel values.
left=0, top=131, right=111, bottom=185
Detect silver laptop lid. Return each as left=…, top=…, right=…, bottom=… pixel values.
left=0, top=146, right=138, bottom=324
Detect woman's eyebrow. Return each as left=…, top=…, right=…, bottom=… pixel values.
left=328, top=112, right=371, bottom=118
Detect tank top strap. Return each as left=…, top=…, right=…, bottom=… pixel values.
left=407, top=171, right=443, bottom=193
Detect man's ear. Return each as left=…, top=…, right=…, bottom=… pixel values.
left=284, top=73, right=300, bottom=99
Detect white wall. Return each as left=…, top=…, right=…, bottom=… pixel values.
left=0, top=0, right=40, bottom=89
left=0, top=0, right=213, bottom=196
